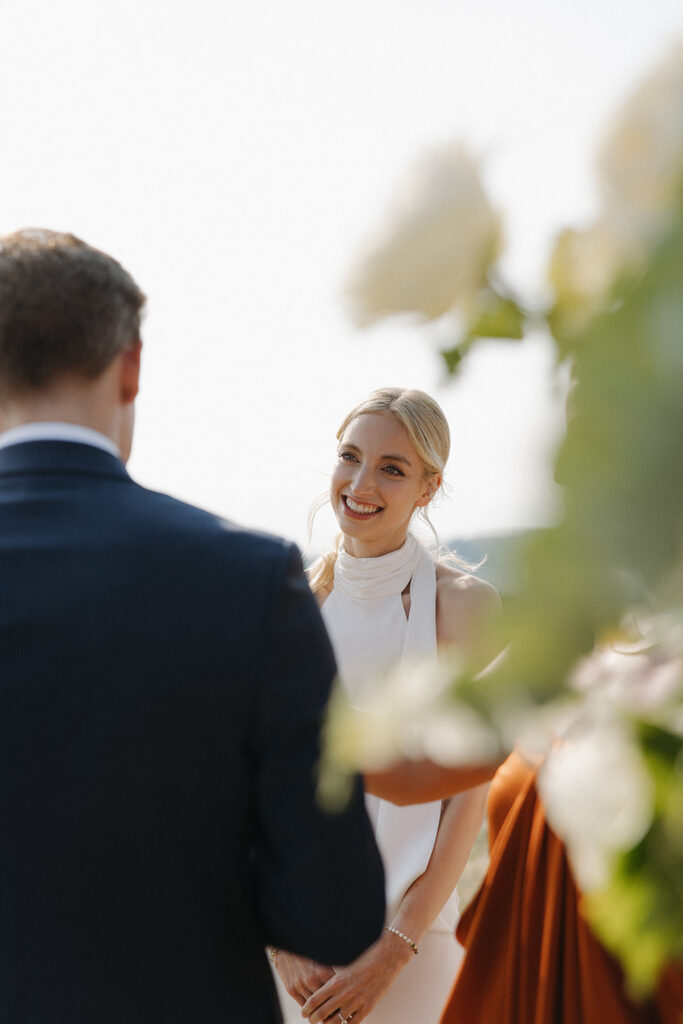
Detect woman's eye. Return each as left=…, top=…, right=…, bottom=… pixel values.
left=383, top=465, right=403, bottom=477
left=339, top=451, right=358, bottom=463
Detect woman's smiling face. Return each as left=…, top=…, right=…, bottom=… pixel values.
left=331, top=411, right=437, bottom=557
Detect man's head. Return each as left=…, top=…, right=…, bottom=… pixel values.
left=0, top=229, right=146, bottom=457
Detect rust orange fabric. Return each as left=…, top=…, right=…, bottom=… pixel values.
left=440, top=752, right=681, bottom=1024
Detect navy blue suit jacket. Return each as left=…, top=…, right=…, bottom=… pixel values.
left=0, top=441, right=385, bottom=1023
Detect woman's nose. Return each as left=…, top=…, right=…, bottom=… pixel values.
left=351, top=464, right=374, bottom=495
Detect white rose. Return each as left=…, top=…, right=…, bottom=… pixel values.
left=547, top=217, right=639, bottom=333
left=549, top=40, right=683, bottom=331
left=538, top=709, right=654, bottom=891
left=345, top=143, right=501, bottom=324
left=598, top=38, right=683, bottom=251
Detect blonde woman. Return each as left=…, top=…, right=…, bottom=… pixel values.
left=271, top=388, right=502, bottom=1023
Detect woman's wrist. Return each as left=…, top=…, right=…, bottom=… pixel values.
left=384, top=924, right=420, bottom=955
left=379, top=925, right=418, bottom=969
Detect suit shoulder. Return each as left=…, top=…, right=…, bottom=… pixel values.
left=125, top=481, right=299, bottom=573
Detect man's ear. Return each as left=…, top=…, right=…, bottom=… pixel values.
left=120, top=340, right=142, bottom=404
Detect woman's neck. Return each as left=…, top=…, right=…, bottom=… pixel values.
left=341, top=531, right=409, bottom=559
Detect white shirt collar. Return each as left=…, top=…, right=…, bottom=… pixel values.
left=0, top=422, right=121, bottom=459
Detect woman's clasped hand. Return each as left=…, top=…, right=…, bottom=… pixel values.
left=278, top=927, right=415, bottom=1023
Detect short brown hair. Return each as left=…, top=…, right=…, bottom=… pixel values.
left=0, top=228, right=146, bottom=400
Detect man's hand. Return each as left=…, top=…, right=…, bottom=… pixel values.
left=274, top=950, right=335, bottom=1007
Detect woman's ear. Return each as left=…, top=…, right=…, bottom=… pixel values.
left=416, top=474, right=441, bottom=508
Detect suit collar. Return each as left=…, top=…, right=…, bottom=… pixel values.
left=0, top=421, right=120, bottom=457
left=0, top=439, right=131, bottom=482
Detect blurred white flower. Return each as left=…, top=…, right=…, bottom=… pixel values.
left=549, top=220, right=628, bottom=304
left=598, top=38, right=683, bottom=251
left=548, top=41, right=683, bottom=332
left=323, top=652, right=501, bottom=776
left=570, top=618, right=683, bottom=734
left=345, top=143, right=501, bottom=324
left=417, top=704, right=503, bottom=765
left=494, top=695, right=581, bottom=760
left=539, top=708, right=654, bottom=891
left=548, top=218, right=641, bottom=333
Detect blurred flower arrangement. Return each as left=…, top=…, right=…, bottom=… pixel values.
left=324, top=40, right=683, bottom=996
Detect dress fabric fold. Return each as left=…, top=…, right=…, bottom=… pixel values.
left=323, top=534, right=457, bottom=930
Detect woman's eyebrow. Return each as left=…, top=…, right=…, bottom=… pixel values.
left=381, top=453, right=412, bottom=465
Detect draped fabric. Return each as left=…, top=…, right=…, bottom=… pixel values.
left=332, top=533, right=437, bottom=656
left=323, top=534, right=457, bottom=929
left=441, top=752, right=682, bottom=1024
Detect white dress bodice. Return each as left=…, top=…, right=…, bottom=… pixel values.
left=321, top=534, right=459, bottom=931
left=271, top=534, right=463, bottom=1024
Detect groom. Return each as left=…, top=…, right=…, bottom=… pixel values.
left=0, top=229, right=385, bottom=1023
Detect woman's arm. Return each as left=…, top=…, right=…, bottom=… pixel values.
left=364, top=757, right=501, bottom=804
left=389, top=783, right=488, bottom=940
left=301, top=785, right=489, bottom=1023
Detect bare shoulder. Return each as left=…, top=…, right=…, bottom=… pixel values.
left=435, top=563, right=503, bottom=670
left=435, top=563, right=502, bottom=622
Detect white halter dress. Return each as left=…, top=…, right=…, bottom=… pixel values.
left=273, top=534, right=463, bottom=1024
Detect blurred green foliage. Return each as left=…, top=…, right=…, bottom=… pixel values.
left=446, top=193, right=683, bottom=992
left=333, top=47, right=683, bottom=993
left=441, top=286, right=526, bottom=373
left=585, top=723, right=683, bottom=998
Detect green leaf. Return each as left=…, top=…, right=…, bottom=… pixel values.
left=586, top=724, right=683, bottom=996
left=440, top=345, right=464, bottom=375
left=466, top=288, right=526, bottom=342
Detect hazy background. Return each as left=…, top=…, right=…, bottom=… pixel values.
left=2, top=0, right=681, bottom=553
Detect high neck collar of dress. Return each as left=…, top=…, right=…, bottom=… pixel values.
left=334, top=533, right=423, bottom=601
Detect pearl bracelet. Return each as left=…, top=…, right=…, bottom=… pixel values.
left=384, top=925, right=419, bottom=955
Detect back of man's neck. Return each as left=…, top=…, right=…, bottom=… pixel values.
left=3, top=384, right=120, bottom=450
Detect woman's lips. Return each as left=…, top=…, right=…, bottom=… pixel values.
left=342, top=495, right=383, bottom=518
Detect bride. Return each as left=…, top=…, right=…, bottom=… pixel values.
left=271, top=387, right=502, bottom=1023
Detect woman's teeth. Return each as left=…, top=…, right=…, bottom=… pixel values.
left=345, top=496, right=380, bottom=514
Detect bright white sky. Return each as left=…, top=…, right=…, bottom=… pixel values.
left=2, top=0, right=681, bottom=552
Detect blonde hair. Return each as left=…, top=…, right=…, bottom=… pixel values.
left=308, top=387, right=451, bottom=593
